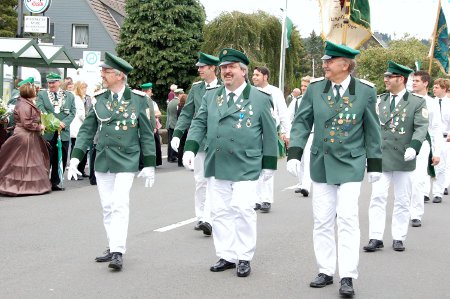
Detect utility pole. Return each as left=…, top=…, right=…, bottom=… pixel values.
left=17, top=0, right=23, bottom=38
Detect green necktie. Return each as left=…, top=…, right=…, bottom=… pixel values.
left=206, top=83, right=210, bottom=88
left=228, top=92, right=235, bottom=108
left=390, top=95, right=397, bottom=112
left=334, top=85, right=341, bottom=102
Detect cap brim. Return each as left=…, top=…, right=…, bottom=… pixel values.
left=195, top=62, right=206, bottom=67
left=47, top=79, right=60, bottom=82
left=219, top=61, right=236, bottom=66
left=99, top=63, right=113, bottom=69
left=321, top=54, right=333, bottom=60
left=384, top=71, right=393, bottom=76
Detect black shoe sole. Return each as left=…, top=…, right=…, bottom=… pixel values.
left=95, top=257, right=112, bottom=262
left=393, top=247, right=405, bottom=252
left=210, top=264, right=236, bottom=272
left=260, top=208, right=270, bottom=213
left=108, top=263, right=122, bottom=270
left=237, top=270, right=251, bottom=277
left=199, top=224, right=212, bottom=236
left=310, top=281, right=333, bottom=288
left=339, top=289, right=355, bottom=297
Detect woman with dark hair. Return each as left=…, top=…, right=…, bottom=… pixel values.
left=177, top=93, right=188, bottom=167
left=0, top=83, right=51, bottom=196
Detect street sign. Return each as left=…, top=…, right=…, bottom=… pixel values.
left=82, top=51, right=101, bottom=71
left=24, top=16, right=49, bottom=34
left=24, top=0, right=52, bottom=14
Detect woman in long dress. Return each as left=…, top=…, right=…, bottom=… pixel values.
left=0, top=83, right=51, bottom=196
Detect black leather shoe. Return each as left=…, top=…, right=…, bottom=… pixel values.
left=236, top=260, right=251, bottom=277
left=424, top=195, right=430, bottom=202
left=254, top=203, right=261, bottom=210
left=433, top=196, right=442, bottom=203
left=108, top=252, right=123, bottom=270
left=363, top=239, right=384, bottom=252
left=411, top=219, right=422, bottom=227
left=393, top=240, right=405, bottom=251
left=51, top=185, right=65, bottom=191
left=194, top=221, right=203, bottom=231
left=210, top=259, right=236, bottom=272
left=294, top=188, right=303, bottom=193
left=199, top=222, right=212, bottom=236
left=445, top=188, right=448, bottom=195
left=81, top=173, right=89, bottom=178
left=260, top=202, right=271, bottom=213
left=300, top=189, right=309, bottom=197
left=339, top=277, right=355, bottom=297
left=95, top=248, right=113, bottom=262
left=310, top=273, right=333, bottom=288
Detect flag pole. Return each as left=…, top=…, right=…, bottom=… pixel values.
left=342, top=0, right=351, bottom=45
left=429, top=0, right=442, bottom=74
left=278, top=0, right=288, bottom=91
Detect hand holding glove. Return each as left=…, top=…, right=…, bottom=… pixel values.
left=67, top=158, right=81, bottom=180
left=182, top=151, right=195, bottom=170
left=137, top=167, right=155, bottom=188
left=286, top=159, right=301, bottom=177
left=171, top=137, right=180, bottom=152
left=260, top=169, right=275, bottom=181
left=367, top=172, right=382, bottom=183
left=404, top=147, right=417, bottom=161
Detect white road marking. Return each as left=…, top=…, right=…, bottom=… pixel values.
left=154, top=217, right=198, bottom=232
left=283, top=184, right=301, bottom=191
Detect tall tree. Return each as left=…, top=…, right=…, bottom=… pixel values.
left=0, top=0, right=17, bottom=37
left=357, top=38, right=445, bottom=94
left=117, top=0, right=205, bottom=107
left=201, top=11, right=308, bottom=94
left=303, top=30, right=325, bottom=79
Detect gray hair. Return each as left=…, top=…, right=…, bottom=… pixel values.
left=113, top=69, right=127, bottom=84
left=240, top=62, right=249, bottom=81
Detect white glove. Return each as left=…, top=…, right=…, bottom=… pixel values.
left=286, top=159, right=301, bottom=177
left=182, top=151, right=195, bottom=170
left=404, top=147, right=417, bottom=161
left=67, top=158, right=81, bottom=180
left=137, top=167, right=155, bottom=188
left=260, top=169, right=274, bottom=181
left=171, top=137, right=180, bottom=152
left=367, top=172, right=382, bottom=183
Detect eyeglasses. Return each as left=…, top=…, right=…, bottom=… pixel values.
left=384, top=75, right=402, bottom=79
left=100, top=69, right=116, bottom=74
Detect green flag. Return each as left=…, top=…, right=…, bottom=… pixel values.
left=433, top=5, right=449, bottom=73
left=284, top=16, right=293, bottom=49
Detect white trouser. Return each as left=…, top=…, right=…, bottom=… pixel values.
left=312, top=182, right=360, bottom=279
left=369, top=171, right=412, bottom=241
left=434, top=139, right=450, bottom=196
left=298, top=133, right=313, bottom=192
left=208, top=177, right=258, bottom=263
left=256, top=175, right=274, bottom=204
left=410, top=141, right=430, bottom=220
left=95, top=171, right=135, bottom=254
left=194, top=152, right=210, bottom=223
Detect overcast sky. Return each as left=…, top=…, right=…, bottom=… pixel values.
left=200, top=0, right=449, bottom=40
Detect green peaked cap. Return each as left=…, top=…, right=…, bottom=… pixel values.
left=385, top=60, right=413, bottom=78
left=18, top=77, right=34, bottom=86
left=322, top=40, right=360, bottom=60
left=100, top=52, right=133, bottom=75
left=196, top=52, right=220, bottom=66
left=219, top=48, right=250, bottom=66
left=46, top=72, right=62, bottom=82
left=140, top=82, right=153, bottom=90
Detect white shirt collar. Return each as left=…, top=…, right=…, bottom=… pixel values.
left=332, top=75, right=351, bottom=96
left=206, top=78, right=218, bottom=88
left=225, top=81, right=247, bottom=101
left=112, top=85, right=126, bottom=100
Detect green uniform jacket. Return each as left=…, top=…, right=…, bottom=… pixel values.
left=71, top=87, right=156, bottom=172
left=174, top=81, right=222, bottom=151
left=36, top=89, right=76, bottom=141
left=288, top=77, right=382, bottom=184
left=378, top=92, right=428, bottom=172
left=184, top=83, right=278, bottom=182
left=166, top=97, right=179, bottom=129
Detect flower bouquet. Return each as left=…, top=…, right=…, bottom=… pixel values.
left=41, top=113, right=61, bottom=134
left=0, top=97, right=12, bottom=122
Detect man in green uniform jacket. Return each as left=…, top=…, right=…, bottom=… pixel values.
left=363, top=61, right=428, bottom=253
left=36, top=72, right=76, bottom=191
left=183, top=48, right=278, bottom=278
left=166, top=88, right=181, bottom=162
left=67, top=52, right=156, bottom=271
left=287, top=41, right=382, bottom=297
left=171, top=51, right=220, bottom=235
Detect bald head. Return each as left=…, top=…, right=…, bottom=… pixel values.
left=292, top=88, right=301, bottom=97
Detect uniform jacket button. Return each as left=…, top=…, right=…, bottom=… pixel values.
left=216, top=148, right=219, bottom=151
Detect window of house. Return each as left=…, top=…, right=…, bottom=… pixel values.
left=72, top=24, right=89, bottom=48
